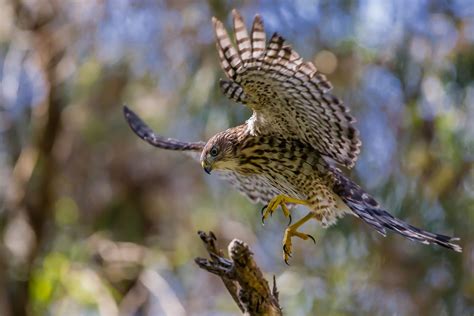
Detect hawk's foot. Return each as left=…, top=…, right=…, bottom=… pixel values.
left=281, top=212, right=316, bottom=264
left=261, top=195, right=308, bottom=225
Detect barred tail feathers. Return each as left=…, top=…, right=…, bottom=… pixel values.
left=332, top=169, right=462, bottom=252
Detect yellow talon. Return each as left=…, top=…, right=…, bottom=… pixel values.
left=260, top=195, right=315, bottom=263
left=261, top=194, right=308, bottom=225
left=282, top=212, right=315, bottom=263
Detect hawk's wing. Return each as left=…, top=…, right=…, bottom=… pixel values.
left=124, top=106, right=205, bottom=160
left=124, top=106, right=279, bottom=204
left=124, top=106, right=206, bottom=151
left=216, top=171, right=281, bottom=205
left=213, top=10, right=361, bottom=168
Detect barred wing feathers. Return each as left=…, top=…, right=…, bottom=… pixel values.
left=214, top=10, right=361, bottom=168
left=123, top=106, right=280, bottom=204
left=123, top=106, right=205, bottom=152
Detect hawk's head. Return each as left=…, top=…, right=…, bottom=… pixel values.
left=200, top=130, right=239, bottom=174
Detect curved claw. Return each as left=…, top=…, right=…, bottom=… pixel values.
left=287, top=214, right=292, bottom=226
left=261, top=205, right=268, bottom=225
left=307, top=234, right=316, bottom=244
left=283, top=244, right=292, bottom=266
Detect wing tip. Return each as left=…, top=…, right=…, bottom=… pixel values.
left=270, top=32, right=285, bottom=43
left=251, top=14, right=264, bottom=33
left=123, top=104, right=131, bottom=117
left=212, top=16, right=223, bottom=33
left=445, top=236, right=462, bottom=252
left=232, top=9, right=247, bottom=36
left=123, top=104, right=137, bottom=124
left=231, top=8, right=241, bottom=19
left=452, top=244, right=463, bottom=253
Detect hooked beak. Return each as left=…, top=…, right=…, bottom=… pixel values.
left=201, top=160, right=212, bottom=174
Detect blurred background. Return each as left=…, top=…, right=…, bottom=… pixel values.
left=0, top=0, right=473, bottom=315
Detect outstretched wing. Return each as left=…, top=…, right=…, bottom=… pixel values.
left=123, top=106, right=279, bottom=204
left=123, top=106, right=206, bottom=152
left=213, top=10, right=361, bottom=168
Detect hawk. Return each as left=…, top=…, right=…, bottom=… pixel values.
left=124, top=10, right=461, bottom=263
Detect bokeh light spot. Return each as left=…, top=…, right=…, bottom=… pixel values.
left=314, top=50, right=338, bottom=74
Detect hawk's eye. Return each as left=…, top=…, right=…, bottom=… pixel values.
left=210, top=146, right=219, bottom=157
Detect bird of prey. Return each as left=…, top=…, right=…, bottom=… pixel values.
left=124, top=10, right=461, bottom=263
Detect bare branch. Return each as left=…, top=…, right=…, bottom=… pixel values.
left=195, top=231, right=282, bottom=316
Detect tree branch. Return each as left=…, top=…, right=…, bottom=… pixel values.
left=195, top=231, right=282, bottom=316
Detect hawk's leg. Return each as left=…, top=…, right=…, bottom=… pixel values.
left=261, top=195, right=309, bottom=225
left=282, top=212, right=315, bottom=264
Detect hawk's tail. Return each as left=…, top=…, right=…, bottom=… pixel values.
left=331, top=169, right=462, bottom=252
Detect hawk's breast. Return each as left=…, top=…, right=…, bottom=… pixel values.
left=235, top=135, right=329, bottom=200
